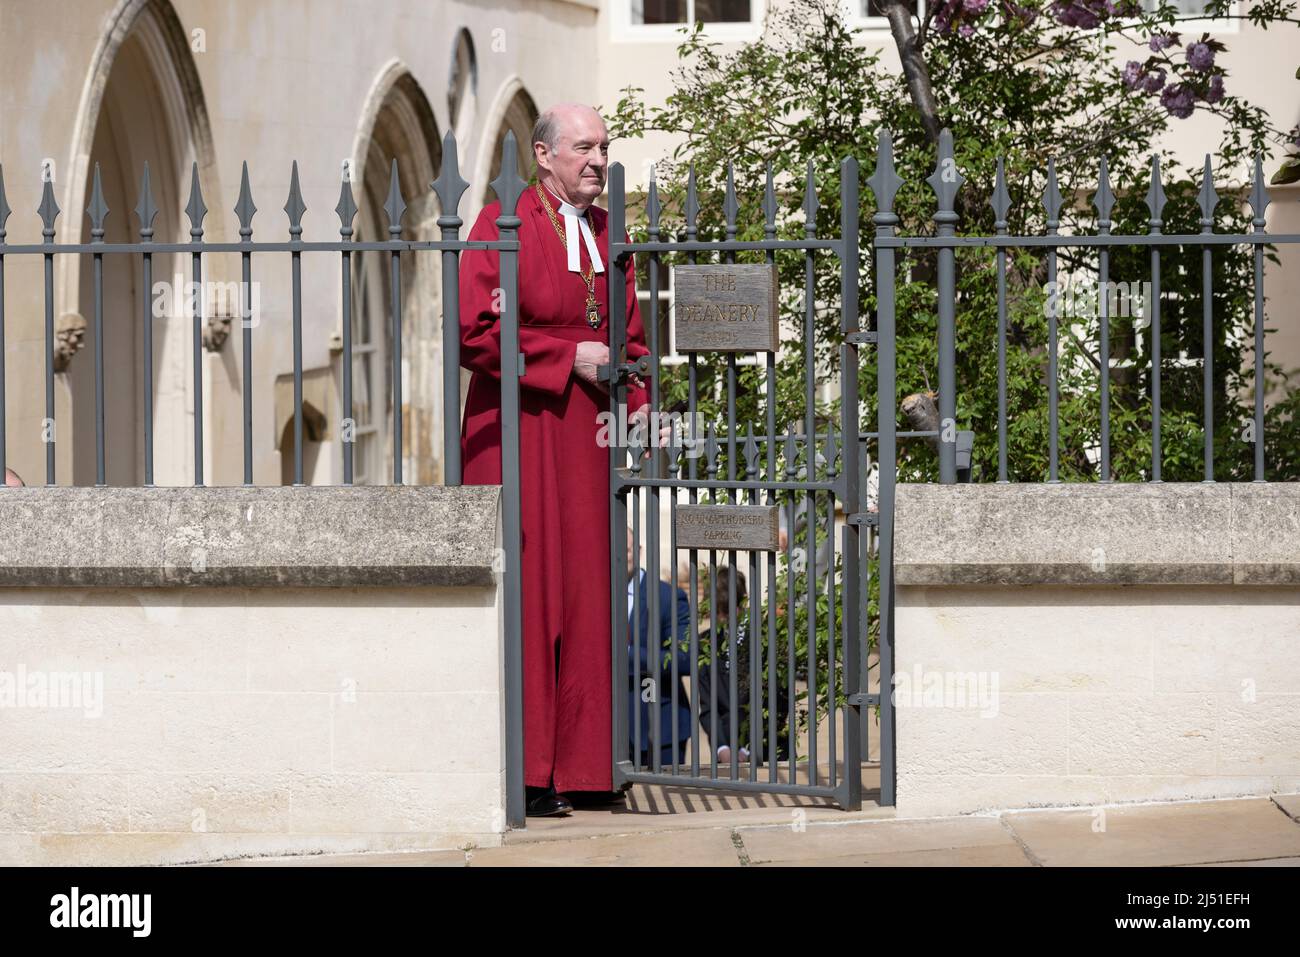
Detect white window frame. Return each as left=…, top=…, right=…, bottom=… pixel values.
left=612, top=0, right=767, bottom=43
left=1133, top=0, right=1241, bottom=34
left=844, top=0, right=925, bottom=34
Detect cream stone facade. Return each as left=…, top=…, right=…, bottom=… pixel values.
left=0, top=0, right=602, bottom=489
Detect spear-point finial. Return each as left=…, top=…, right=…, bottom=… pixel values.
left=1146, top=154, right=1167, bottom=232
left=284, top=161, right=306, bottom=238
left=235, top=161, right=257, bottom=239
left=38, top=169, right=60, bottom=241
left=87, top=163, right=109, bottom=241
left=335, top=167, right=357, bottom=239
left=1042, top=157, right=1063, bottom=235
left=0, top=164, right=11, bottom=242
left=867, top=129, right=903, bottom=220
left=1094, top=157, right=1115, bottom=234
left=384, top=158, right=406, bottom=236
left=926, top=128, right=964, bottom=226
left=1197, top=154, right=1219, bottom=233
left=488, top=130, right=526, bottom=218
left=762, top=161, right=777, bottom=238
left=646, top=165, right=661, bottom=237
left=184, top=161, right=207, bottom=238
left=990, top=156, right=1011, bottom=232
left=431, top=130, right=470, bottom=227
left=684, top=163, right=699, bottom=236
left=723, top=161, right=738, bottom=237
left=704, top=423, right=719, bottom=476
left=803, top=159, right=819, bottom=235
left=1248, top=154, right=1269, bottom=231
left=135, top=162, right=158, bottom=240
left=825, top=422, right=839, bottom=477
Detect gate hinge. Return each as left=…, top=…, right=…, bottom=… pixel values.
left=847, top=511, right=879, bottom=527
left=845, top=331, right=878, bottom=346
left=848, top=692, right=880, bottom=708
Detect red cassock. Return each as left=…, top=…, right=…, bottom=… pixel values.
left=459, top=181, right=650, bottom=792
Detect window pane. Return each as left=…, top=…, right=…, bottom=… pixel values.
left=863, top=0, right=920, bottom=16
left=632, top=0, right=688, bottom=23
left=695, top=0, right=751, bottom=21
left=1141, top=0, right=1212, bottom=12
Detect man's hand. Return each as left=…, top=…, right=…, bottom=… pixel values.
left=630, top=403, right=673, bottom=461
left=573, top=341, right=610, bottom=390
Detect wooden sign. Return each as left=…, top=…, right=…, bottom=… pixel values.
left=673, top=264, right=779, bottom=352
left=675, top=505, right=780, bottom=551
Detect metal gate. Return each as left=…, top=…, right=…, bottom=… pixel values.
left=605, top=154, right=895, bottom=809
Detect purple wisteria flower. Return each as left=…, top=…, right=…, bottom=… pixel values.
left=1142, top=67, right=1166, bottom=93
left=1204, top=74, right=1225, bottom=104
left=1122, top=60, right=1145, bottom=89
left=963, top=0, right=990, bottom=13
left=1160, top=84, right=1196, bottom=118
left=1149, top=33, right=1180, bottom=52
left=1186, top=42, right=1215, bottom=71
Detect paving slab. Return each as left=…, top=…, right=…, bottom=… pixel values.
left=1185, top=857, right=1300, bottom=867
left=751, top=844, right=1031, bottom=867
left=216, top=849, right=468, bottom=867
left=469, top=827, right=740, bottom=867
left=512, top=764, right=888, bottom=844
left=738, top=816, right=1024, bottom=866
left=1271, top=793, right=1300, bottom=821
left=1003, top=798, right=1300, bottom=867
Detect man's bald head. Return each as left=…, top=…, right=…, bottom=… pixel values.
left=532, top=103, right=610, bottom=210
left=4, top=467, right=24, bottom=488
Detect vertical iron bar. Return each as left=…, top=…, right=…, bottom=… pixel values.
left=996, top=247, right=1008, bottom=482
left=1200, top=156, right=1217, bottom=483
left=869, top=133, right=898, bottom=806
left=37, top=170, right=60, bottom=485
left=1095, top=157, right=1115, bottom=482
left=242, top=249, right=254, bottom=485
left=1202, top=247, right=1214, bottom=482
left=839, top=154, right=861, bottom=808
left=142, top=247, right=154, bottom=486
left=1249, top=156, right=1268, bottom=482
left=92, top=249, right=105, bottom=486
left=801, top=187, right=818, bottom=787
left=1253, top=246, right=1266, bottom=482
left=930, top=132, right=961, bottom=484
left=494, top=140, right=526, bottom=828
left=390, top=243, right=403, bottom=485
left=992, top=158, right=1010, bottom=483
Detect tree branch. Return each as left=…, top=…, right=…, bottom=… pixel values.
left=880, top=0, right=941, bottom=143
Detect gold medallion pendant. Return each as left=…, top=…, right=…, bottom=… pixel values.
left=538, top=182, right=602, bottom=330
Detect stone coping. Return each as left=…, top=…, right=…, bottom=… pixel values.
left=895, top=482, right=1300, bottom=586
left=0, top=485, right=502, bottom=588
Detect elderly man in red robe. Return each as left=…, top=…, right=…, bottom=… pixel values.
left=459, top=103, right=658, bottom=817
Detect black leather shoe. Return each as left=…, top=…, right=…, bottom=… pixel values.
left=525, top=787, right=573, bottom=817
left=562, top=789, right=626, bottom=808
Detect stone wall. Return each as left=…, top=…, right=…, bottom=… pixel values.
left=0, top=485, right=506, bottom=865
left=893, top=483, right=1300, bottom=816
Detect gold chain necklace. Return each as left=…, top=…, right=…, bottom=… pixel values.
left=536, top=183, right=601, bottom=329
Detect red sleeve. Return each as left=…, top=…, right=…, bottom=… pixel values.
left=459, top=208, right=578, bottom=395
left=623, top=236, right=651, bottom=414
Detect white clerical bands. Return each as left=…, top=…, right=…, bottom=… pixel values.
left=555, top=198, right=605, bottom=275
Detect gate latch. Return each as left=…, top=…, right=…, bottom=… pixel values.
left=847, top=511, right=879, bottom=527
left=597, top=354, right=651, bottom=385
